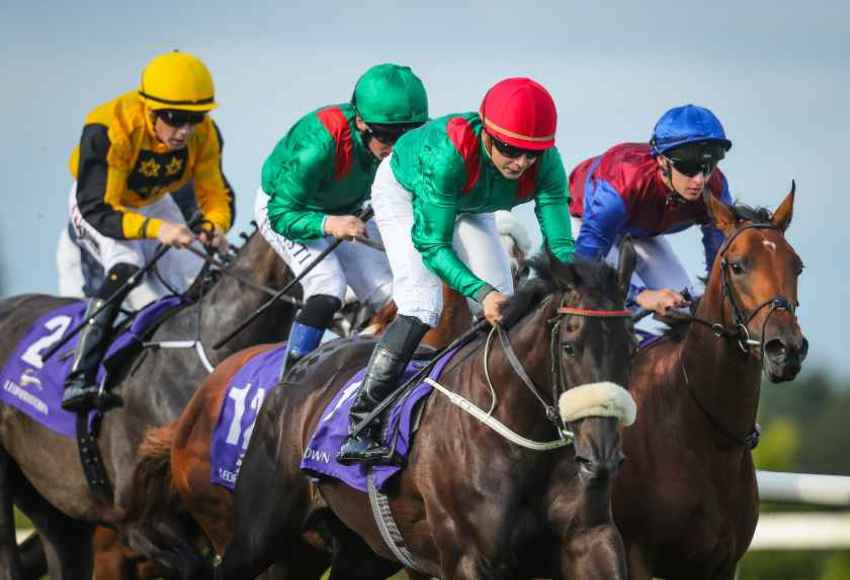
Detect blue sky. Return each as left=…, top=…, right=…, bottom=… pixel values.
left=1, top=1, right=848, bottom=378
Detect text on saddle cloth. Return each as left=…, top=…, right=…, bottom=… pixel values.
left=300, top=347, right=460, bottom=494
left=210, top=345, right=286, bottom=490
left=0, top=297, right=184, bottom=437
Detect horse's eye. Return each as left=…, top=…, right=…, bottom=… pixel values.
left=563, top=343, right=576, bottom=356
left=730, top=262, right=745, bottom=275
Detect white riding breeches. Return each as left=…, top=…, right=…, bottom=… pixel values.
left=254, top=188, right=392, bottom=310
left=571, top=216, right=693, bottom=334
left=371, top=157, right=514, bottom=328
left=570, top=217, right=693, bottom=293
left=68, top=183, right=204, bottom=308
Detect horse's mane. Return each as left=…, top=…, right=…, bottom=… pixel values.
left=182, top=225, right=260, bottom=300
left=503, top=252, right=619, bottom=327
left=730, top=202, right=772, bottom=224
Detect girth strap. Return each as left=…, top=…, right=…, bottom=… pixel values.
left=367, top=470, right=424, bottom=572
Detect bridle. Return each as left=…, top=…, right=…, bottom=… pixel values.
left=488, top=295, right=631, bottom=438
left=680, top=221, right=801, bottom=448
left=684, top=222, right=799, bottom=355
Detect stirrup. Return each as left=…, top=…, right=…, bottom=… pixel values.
left=336, top=428, right=397, bottom=466
left=61, top=384, right=97, bottom=413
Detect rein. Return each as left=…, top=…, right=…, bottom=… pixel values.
left=485, top=298, right=632, bottom=442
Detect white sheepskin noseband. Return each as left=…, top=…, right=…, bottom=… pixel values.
left=558, top=382, right=637, bottom=426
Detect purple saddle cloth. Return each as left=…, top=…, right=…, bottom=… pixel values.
left=210, top=345, right=286, bottom=491
left=0, top=297, right=183, bottom=437
left=300, top=347, right=458, bottom=494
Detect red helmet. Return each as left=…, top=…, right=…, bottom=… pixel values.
left=479, top=77, right=557, bottom=151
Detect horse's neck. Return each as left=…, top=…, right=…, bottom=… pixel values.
left=198, top=234, right=294, bottom=360
left=678, top=280, right=762, bottom=444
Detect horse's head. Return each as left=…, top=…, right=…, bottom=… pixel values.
left=704, top=183, right=808, bottom=382
left=518, top=243, right=638, bottom=480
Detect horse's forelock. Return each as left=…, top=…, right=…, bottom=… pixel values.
left=505, top=254, right=619, bottom=326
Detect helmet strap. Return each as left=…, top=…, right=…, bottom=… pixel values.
left=481, top=131, right=494, bottom=160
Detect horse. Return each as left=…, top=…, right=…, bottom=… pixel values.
left=612, top=186, right=808, bottom=579
left=205, top=245, right=638, bottom=580
left=0, top=230, right=297, bottom=580
left=121, top=277, right=474, bottom=580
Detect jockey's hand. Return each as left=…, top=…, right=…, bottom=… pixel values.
left=636, top=288, right=686, bottom=316
left=482, top=291, right=510, bottom=326
left=198, top=226, right=229, bottom=254
left=324, top=215, right=367, bottom=241
left=157, top=222, right=195, bottom=248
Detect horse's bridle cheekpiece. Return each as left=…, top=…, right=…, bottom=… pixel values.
left=492, top=297, right=631, bottom=439
left=686, top=222, right=799, bottom=357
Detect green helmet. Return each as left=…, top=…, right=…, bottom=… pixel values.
left=352, top=63, right=428, bottom=125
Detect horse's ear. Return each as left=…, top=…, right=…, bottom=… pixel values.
left=771, top=180, right=795, bottom=232
left=703, top=190, right=736, bottom=236
left=617, top=237, right=636, bottom=301
left=548, top=247, right=576, bottom=289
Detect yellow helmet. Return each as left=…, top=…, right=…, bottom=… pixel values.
left=138, top=51, right=217, bottom=112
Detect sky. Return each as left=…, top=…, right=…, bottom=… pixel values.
left=1, top=1, right=848, bottom=378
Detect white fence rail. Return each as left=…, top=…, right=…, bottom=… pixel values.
left=750, top=470, right=850, bottom=552
left=757, top=470, right=850, bottom=506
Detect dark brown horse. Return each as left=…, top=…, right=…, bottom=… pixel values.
left=0, top=231, right=296, bottom=580
left=210, top=249, right=637, bottom=580
left=613, top=186, right=807, bottom=579
left=123, top=283, right=472, bottom=580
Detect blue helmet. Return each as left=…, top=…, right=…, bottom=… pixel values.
left=650, top=105, right=732, bottom=157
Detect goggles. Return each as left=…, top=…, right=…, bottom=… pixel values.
left=156, top=109, right=207, bottom=128
left=669, top=157, right=718, bottom=178
left=490, top=134, right=542, bottom=160
left=363, top=122, right=422, bottom=145
left=666, top=141, right=725, bottom=177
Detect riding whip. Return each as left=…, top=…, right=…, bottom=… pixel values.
left=42, top=214, right=208, bottom=361
left=43, top=243, right=173, bottom=361
left=351, top=316, right=490, bottom=437
left=213, top=206, right=375, bottom=350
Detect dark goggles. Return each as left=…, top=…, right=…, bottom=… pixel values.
left=156, top=109, right=207, bottom=128
left=490, top=135, right=542, bottom=160
left=666, top=142, right=725, bottom=177
left=364, top=122, right=422, bottom=145
left=669, top=157, right=718, bottom=178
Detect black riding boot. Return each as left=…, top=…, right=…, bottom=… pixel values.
left=337, top=315, right=429, bottom=466
left=61, top=263, right=139, bottom=413
left=61, top=299, right=122, bottom=412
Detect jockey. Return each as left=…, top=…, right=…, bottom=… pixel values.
left=337, top=77, right=576, bottom=465
left=255, top=63, right=429, bottom=378
left=568, top=104, right=733, bottom=319
left=62, top=50, right=233, bottom=412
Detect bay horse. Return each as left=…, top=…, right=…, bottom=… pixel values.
left=613, top=186, right=808, bottom=579
left=0, top=230, right=297, bottom=580
left=211, top=248, right=638, bottom=580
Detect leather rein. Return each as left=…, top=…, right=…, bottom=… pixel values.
left=490, top=297, right=632, bottom=439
